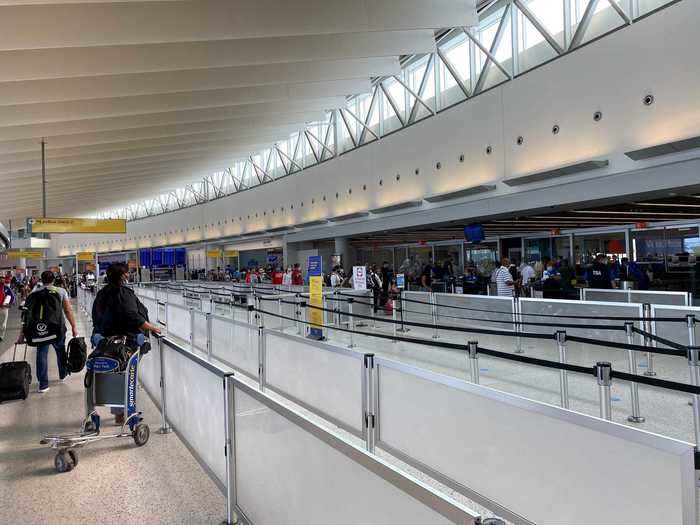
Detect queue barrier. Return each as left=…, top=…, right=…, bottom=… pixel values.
left=145, top=334, right=481, bottom=525
left=581, top=287, right=692, bottom=306
left=138, top=289, right=697, bottom=525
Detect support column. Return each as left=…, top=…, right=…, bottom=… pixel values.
left=334, top=237, right=356, bottom=271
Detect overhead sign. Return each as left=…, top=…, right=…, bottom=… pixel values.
left=206, top=249, right=222, bottom=258
left=5, top=250, right=44, bottom=259
left=28, top=217, right=127, bottom=234
left=76, top=252, right=95, bottom=261
left=352, top=266, right=367, bottom=290
left=307, top=255, right=324, bottom=340
left=223, top=250, right=239, bottom=257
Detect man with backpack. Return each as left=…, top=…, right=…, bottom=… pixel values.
left=17, top=271, right=78, bottom=393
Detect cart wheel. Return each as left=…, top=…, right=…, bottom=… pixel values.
left=68, top=450, right=79, bottom=467
left=133, top=423, right=150, bottom=447
left=54, top=451, right=75, bottom=473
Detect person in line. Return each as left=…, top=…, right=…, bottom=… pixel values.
left=494, top=257, right=515, bottom=297
left=420, top=262, right=432, bottom=292
left=92, top=263, right=161, bottom=424
left=368, top=265, right=383, bottom=313
left=0, top=279, right=16, bottom=342
left=520, top=261, right=536, bottom=288
left=17, top=271, right=78, bottom=394
left=291, top=264, right=303, bottom=286
left=330, top=266, right=344, bottom=288
left=282, top=266, right=293, bottom=286
left=588, top=253, right=616, bottom=289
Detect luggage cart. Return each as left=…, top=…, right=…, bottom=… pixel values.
left=40, top=343, right=150, bottom=473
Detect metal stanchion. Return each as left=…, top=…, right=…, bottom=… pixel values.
left=392, top=299, right=397, bottom=342
left=347, top=299, right=355, bottom=349
left=301, top=302, right=307, bottom=337
left=258, top=326, right=266, bottom=391
left=556, top=330, right=569, bottom=409
left=222, top=375, right=237, bottom=525
left=254, top=295, right=262, bottom=328
left=468, top=341, right=480, bottom=384
left=362, top=354, right=376, bottom=453
left=430, top=292, right=439, bottom=339
left=513, top=297, right=524, bottom=353
left=206, top=313, right=213, bottom=360
left=295, top=293, right=302, bottom=335
left=277, top=297, right=283, bottom=330
left=189, top=307, right=195, bottom=351
left=642, top=303, right=656, bottom=376
left=624, top=322, right=645, bottom=423
left=157, top=337, right=172, bottom=434
left=397, top=290, right=409, bottom=333
left=596, top=362, right=613, bottom=421
left=686, top=346, right=700, bottom=461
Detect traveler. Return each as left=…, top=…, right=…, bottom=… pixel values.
left=17, top=271, right=78, bottom=393
left=587, top=254, right=616, bottom=289
left=291, top=264, right=303, bottom=286
left=520, top=262, right=536, bottom=287
left=92, top=262, right=161, bottom=424
left=282, top=266, right=293, bottom=286
left=330, top=266, right=343, bottom=288
left=0, top=280, right=16, bottom=342
left=369, top=265, right=383, bottom=313
left=494, top=258, right=515, bottom=297
left=420, top=263, right=432, bottom=292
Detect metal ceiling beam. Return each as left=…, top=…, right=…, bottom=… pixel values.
left=474, top=3, right=511, bottom=94
left=513, top=0, right=564, bottom=55
left=569, top=0, right=600, bottom=50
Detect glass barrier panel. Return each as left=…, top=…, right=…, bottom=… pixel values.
left=166, top=303, right=191, bottom=342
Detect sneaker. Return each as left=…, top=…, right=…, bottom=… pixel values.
left=38, top=387, right=50, bottom=393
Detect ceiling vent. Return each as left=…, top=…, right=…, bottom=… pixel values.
left=503, top=160, right=609, bottom=186
left=625, top=135, right=700, bottom=161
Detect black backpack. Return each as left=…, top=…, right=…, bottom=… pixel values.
left=22, top=288, right=66, bottom=347
left=66, top=337, right=87, bottom=373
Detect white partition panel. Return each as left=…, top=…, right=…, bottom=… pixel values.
left=138, top=335, right=160, bottom=403
left=651, top=305, right=700, bottom=347
left=519, top=298, right=641, bottom=343
left=162, top=341, right=227, bottom=486
left=140, top=296, right=157, bottom=322
left=435, top=294, right=514, bottom=330
left=211, top=316, right=258, bottom=378
left=232, top=306, right=249, bottom=323
left=168, top=292, right=185, bottom=306
left=233, top=384, right=478, bottom=525
left=402, top=291, right=433, bottom=323
left=582, top=288, right=691, bottom=306
left=264, top=332, right=363, bottom=434
left=166, top=303, right=191, bottom=342
left=375, top=359, right=696, bottom=525
left=192, top=311, right=208, bottom=352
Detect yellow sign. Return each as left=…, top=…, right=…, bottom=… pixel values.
left=308, top=276, right=324, bottom=332
left=223, top=250, right=239, bottom=257
left=29, top=217, right=127, bottom=234
left=77, top=252, right=95, bottom=261
left=207, top=249, right=222, bottom=258
left=6, top=250, right=44, bottom=259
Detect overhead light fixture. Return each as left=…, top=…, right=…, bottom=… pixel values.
left=266, top=225, right=294, bottom=233
left=241, top=230, right=267, bottom=237
left=424, top=184, right=496, bottom=203
left=503, top=159, right=609, bottom=186
left=625, top=135, right=700, bottom=160
left=370, top=200, right=422, bottom=214
left=296, top=219, right=329, bottom=228
left=329, top=212, right=370, bottom=222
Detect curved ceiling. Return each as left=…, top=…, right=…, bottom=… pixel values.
left=0, top=0, right=476, bottom=222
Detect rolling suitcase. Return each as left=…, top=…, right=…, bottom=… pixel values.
left=0, top=344, right=32, bottom=402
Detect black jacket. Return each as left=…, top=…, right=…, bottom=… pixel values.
left=92, top=284, right=149, bottom=337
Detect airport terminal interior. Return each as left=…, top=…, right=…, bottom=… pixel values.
left=2, top=0, right=700, bottom=524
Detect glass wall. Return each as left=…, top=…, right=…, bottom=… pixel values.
left=434, top=244, right=462, bottom=277
left=465, top=242, right=497, bottom=278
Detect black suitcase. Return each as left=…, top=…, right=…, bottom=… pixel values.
left=0, top=344, right=32, bottom=402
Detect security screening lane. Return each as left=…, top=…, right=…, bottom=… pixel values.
left=0, top=303, right=224, bottom=524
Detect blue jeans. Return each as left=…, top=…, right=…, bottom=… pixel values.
left=36, top=338, right=66, bottom=389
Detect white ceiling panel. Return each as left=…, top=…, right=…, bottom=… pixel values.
left=0, top=0, right=477, bottom=220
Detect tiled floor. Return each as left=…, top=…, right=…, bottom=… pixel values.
left=0, top=304, right=225, bottom=525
